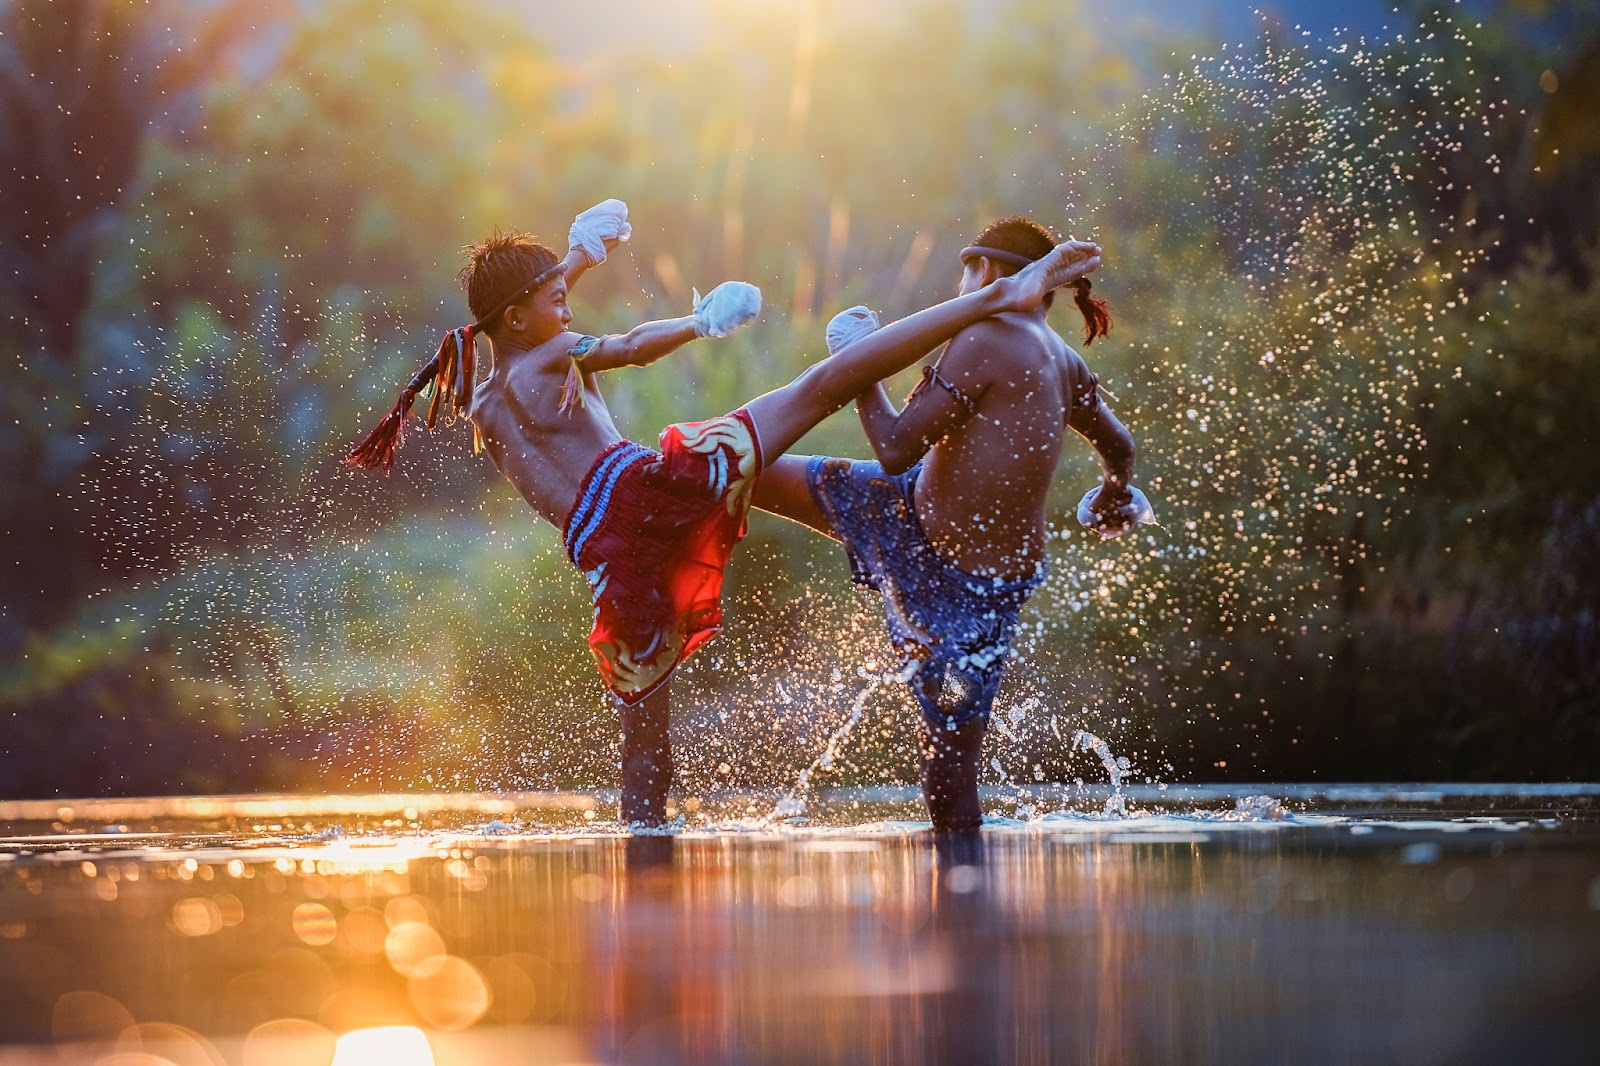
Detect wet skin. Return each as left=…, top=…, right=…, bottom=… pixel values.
left=751, top=251, right=1137, bottom=831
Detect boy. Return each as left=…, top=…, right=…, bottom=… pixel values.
left=348, top=212, right=1102, bottom=825
left=750, top=216, right=1144, bottom=831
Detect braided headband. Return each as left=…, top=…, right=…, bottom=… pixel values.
left=345, top=261, right=568, bottom=472
left=958, top=243, right=1112, bottom=347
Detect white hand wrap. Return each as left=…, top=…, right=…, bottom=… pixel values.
left=825, top=305, right=881, bottom=356
left=567, top=198, right=632, bottom=267
left=1077, top=485, right=1155, bottom=540
left=692, top=282, right=762, bottom=338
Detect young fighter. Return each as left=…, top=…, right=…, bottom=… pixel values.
left=347, top=212, right=1102, bottom=826
left=751, top=216, right=1147, bottom=832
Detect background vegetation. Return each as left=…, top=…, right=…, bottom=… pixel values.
left=3, top=0, right=1597, bottom=798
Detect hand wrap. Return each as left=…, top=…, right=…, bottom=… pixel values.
left=1077, top=485, right=1155, bottom=540
left=568, top=198, right=633, bottom=267
left=693, top=281, right=762, bottom=338
left=825, top=305, right=881, bottom=355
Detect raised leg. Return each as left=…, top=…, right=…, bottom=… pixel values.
left=917, top=712, right=987, bottom=832
left=751, top=455, right=836, bottom=537
left=619, top=684, right=673, bottom=827
left=744, top=240, right=1101, bottom=459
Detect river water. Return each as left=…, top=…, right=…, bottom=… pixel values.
left=2, top=785, right=1597, bottom=1064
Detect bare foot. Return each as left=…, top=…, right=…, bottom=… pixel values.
left=1001, top=240, right=1102, bottom=312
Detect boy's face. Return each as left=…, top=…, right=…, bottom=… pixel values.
left=508, top=275, right=572, bottom=340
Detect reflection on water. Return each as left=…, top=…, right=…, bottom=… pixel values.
left=1, top=788, right=1598, bottom=1065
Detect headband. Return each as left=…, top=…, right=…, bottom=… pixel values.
left=959, top=244, right=1038, bottom=268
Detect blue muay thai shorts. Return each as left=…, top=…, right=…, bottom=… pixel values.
left=806, top=457, right=1045, bottom=728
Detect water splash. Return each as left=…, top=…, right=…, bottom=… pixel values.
left=1071, top=729, right=1132, bottom=816
left=772, top=672, right=894, bottom=822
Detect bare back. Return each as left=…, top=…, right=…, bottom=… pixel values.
left=469, top=332, right=626, bottom=528
left=915, top=313, right=1095, bottom=578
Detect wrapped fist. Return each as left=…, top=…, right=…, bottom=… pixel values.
left=1077, top=484, right=1155, bottom=540
left=568, top=198, right=633, bottom=267
left=825, top=305, right=881, bottom=356
left=693, top=281, right=762, bottom=338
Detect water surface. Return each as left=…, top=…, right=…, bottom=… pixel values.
left=2, top=785, right=1597, bottom=1065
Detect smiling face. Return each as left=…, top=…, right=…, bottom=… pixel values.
left=502, top=275, right=571, bottom=345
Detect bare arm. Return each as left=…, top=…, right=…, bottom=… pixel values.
left=1067, top=395, right=1137, bottom=518
left=857, top=330, right=991, bottom=475
left=571, top=316, right=700, bottom=374
left=560, top=236, right=620, bottom=291
left=561, top=247, right=595, bottom=290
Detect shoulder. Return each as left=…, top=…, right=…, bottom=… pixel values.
left=943, top=314, right=1047, bottom=377
left=515, top=331, right=588, bottom=369
left=1055, top=343, right=1103, bottom=410
left=1056, top=340, right=1091, bottom=379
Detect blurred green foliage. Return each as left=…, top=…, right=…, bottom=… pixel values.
left=2, top=0, right=1598, bottom=797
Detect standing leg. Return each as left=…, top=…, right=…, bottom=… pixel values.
left=744, top=240, right=1101, bottom=459
left=619, top=684, right=673, bottom=827
left=917, top=712, right=987, bottom=832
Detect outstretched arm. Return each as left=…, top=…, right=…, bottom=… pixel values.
left=573, top=279, right=760, bottom=373
left=573, top=316, right=700, bottom=373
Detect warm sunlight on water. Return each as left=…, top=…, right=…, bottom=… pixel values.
left=1, top=787, right=1597, bottom=1064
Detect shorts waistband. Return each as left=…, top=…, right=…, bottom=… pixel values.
left=562, top=440, right=653, bottom=564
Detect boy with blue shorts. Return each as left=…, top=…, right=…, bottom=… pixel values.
left=752, top=217, right=1145, bottom=831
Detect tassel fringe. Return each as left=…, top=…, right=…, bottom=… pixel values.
left=344, top=391, right=415, bottom=473
left=558, top=357, right=587, bottom=416
left=344, top=333, right=457, bottom=474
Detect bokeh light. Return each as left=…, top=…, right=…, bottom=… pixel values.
left=330, top=1026, right=435, bottom=1066
left=406, top=954, right=491, bottom=1030
left=292, top=902, right=339, bottom=947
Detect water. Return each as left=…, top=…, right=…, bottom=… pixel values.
left=2, top=787, right=1597, bottom=1065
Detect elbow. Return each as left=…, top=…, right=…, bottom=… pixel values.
left=876, top=439, right=922, bottom=476
left=880, top=454, right=915, bottom=477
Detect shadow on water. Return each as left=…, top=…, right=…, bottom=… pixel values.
left=0, top=787, right=1597, bottom=1064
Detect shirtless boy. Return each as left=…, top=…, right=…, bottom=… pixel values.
left=751, top=216, right=1143, bottom=831
left=347, top=207, right=1101, bottom=826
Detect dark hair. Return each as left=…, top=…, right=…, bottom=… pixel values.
left=969, top=215, right=1112, bottom=345
left=459, top=230, right=561, bottom=337
left=971, top=216, right=1059, bottom=272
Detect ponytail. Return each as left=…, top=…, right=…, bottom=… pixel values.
left=1071, top=277, right=1112, bottom=346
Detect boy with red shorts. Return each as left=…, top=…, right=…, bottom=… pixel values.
left=349, top=207, right=1101, bottom=824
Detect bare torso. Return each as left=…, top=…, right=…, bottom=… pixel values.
left=914, top=313, right=1093, bottom=579
left=469, top=332, right=625, bottom=528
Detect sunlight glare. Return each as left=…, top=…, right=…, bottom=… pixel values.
left=330, top=1026, right=435, bottom=1066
